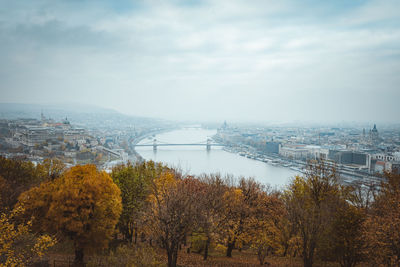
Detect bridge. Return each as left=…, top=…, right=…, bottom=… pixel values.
left=134, top=139, right=226, bottom=151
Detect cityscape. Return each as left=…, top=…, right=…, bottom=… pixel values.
left=1, top=0, right=400, bottom=266
left=1, top=104, right=399, bottom=184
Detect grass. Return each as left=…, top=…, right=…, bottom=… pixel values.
left=44, top=240, right=342, bottom=267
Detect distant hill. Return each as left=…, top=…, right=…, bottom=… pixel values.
left=0, top=103, right=167, bottom=129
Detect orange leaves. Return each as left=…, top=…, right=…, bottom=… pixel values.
left=17, top=164, right=122, bottom=259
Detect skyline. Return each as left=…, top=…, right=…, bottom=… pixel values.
left=1, top=0, right=399, bottom=123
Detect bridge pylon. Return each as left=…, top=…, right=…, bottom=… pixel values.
left=153, top=139, right=157, bottom=151
left=206, top=138, right=211, bottom=151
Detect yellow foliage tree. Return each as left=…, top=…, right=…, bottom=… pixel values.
left=0, top=205, right=56, bottom=267
left=146, top=172, right=202, bottom=267
left=18, top=165, right=122, bottom=266
left=221, top=178, right=268, bottom=258
left=284, top=161, right=341, bottom=267
left=249, top=192, right=285, bottom=265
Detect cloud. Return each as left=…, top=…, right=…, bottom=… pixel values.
left=0, top=0, right=399, bottom=123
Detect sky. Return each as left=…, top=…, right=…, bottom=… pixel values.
left=0, top=0, right=399, bottom=123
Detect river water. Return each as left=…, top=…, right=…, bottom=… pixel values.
left=136, top=127, right=299, bottom=188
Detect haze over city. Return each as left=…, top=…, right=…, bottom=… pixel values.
left=1, top=0, right=399, bottom=123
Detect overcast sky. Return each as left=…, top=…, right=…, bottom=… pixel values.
left=0, top=0, right=399, bottom=123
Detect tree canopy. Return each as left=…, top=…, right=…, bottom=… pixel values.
left=18, top=164, right=122, bottom=265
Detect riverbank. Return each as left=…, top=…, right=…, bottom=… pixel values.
left=134, top=128, right=297, bottom=187
left=213, top=135, right=382, bottom=185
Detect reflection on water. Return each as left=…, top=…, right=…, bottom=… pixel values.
left=136, top=127, right=299, bottom=188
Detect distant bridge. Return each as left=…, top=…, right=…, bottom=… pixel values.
left=134, top=139, right=226, bottom=151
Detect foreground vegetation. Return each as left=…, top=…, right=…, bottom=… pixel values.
left=0, top=156, right=399, bottom=267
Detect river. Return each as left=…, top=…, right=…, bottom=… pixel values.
left=135, top=127, right=299, bottom=188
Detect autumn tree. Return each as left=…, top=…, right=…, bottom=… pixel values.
left=249, top=191, right=285, bottom=265
left=196, top=173, right=228, bottom=260
left=38, top=158, right=66, bottom=181
left=18, top=164, right=122, bottom=266
left=0, top=205, right=56, bottom=267
left=147, top=171, right=203, bottom=267
left=0, top=175, right=7, bottom=209
left=326, top=200, right=365, bottom=267
left=221, top=178, right=266, bottom=258
left=0, top=156, right=44, bottom=211
left=111, top=161, right=165, bottom=243
left=277, top=201, right=299, bottom=258
left=284, top=161, right=341, bottom=267
left=347, top=180, right=377, bottom=211
left=364, top=171, right=400, bottom=266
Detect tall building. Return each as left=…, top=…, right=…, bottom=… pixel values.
left=265, top=141, right=280, bottom=154
left=370, top=124, right=379, bottom=144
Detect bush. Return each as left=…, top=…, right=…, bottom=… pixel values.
left=214, top=244, right=227, bottom=255
left=190, top=233, right=207, bottom=253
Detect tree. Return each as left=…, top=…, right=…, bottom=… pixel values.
left=111, top=161, right=165, bottom=243
left=284, top=161, right=341, bottom=267
left=0, top=157, right=43, bottom=211
left=221, top=186, right=245, bottom=258
left=38, top=158, right=66, bottom=181
left=18, top=165, right=122, bottom=266
left=147, top=171, right=202, bottom=267
left=328, top=201, right=365, bottom=267
left=196, top=174, right=228, bottom=260
left=0, top=205, right=56, bottom=267
left=364, top=171, right=400, bottom=266
left=0, top=175, right=8, bottom=210
left=221, top=178, right=265, bottom=258
left=249, top=191, right=285, bottom=265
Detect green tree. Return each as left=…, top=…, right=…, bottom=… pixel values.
left=18, top=165, right=122, bottom=266
left=111, top=161, right=165, bottom=243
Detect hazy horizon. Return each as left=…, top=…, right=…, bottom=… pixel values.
left=1, top=0, right=399, bottom=123
left=1, top=102, right=399, bottom=129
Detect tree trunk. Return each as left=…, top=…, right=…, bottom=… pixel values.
left=226, top=240, right=235, bottom=257
left=302, top=237, right=315, bottom=267
left=258, top=248, right=266, bottom=265
left=134, top=227, right=138, bottom=244
left=283, top=244, right=288, bottom=257
left=303, top=256, right=313, bottom=267
left=167, top=249, right=173, bottom=267
left=73, top=248, right=84, bottom=267
left=167, top=246, right=179, bottom=267
left=203, top=236, right=210, bottom=260
left=125, top=225, right=133, bottom=243
left=172, top=249, right=178, bottom=267
left=303, top=248, right=314, bottom=267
